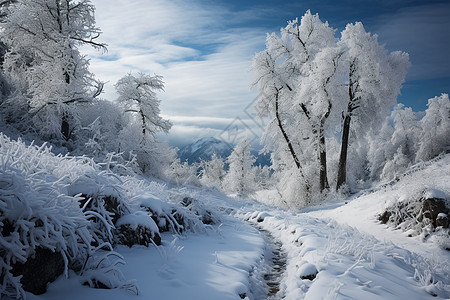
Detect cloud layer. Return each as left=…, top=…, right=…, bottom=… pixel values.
left=83, top=0, right=449, bottom=146
left=83, top=0, right=268, bottom=145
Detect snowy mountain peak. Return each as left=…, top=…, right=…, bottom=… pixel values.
left=190, top=137, right=228, bottom=154
left=178, top=137, right=271, bottom=167
left=178, top=137, right=232, bottom=164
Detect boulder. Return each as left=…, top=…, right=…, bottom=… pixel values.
left=116, top=224, right=161, bottom=247
left=422, top=197, right=449, bottom=228
left=11, top=247, right=65, bottom=295
left=436, top=213, right=449, bottom=228
left=378, top=210, right=391, bottom=224
left=298, top=263, right=318, bottom=281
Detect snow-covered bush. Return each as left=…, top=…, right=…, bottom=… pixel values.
left=0, top=135, right=98, bottom=298
left=379, top=189, right=449, bottom=249
left=0, top=156, right=92, bottom=298
left=165, top=158, right=200, bottom=186
left=0, top=134, right=208, bottom=298
left=416, top=94, right=450, bottom=162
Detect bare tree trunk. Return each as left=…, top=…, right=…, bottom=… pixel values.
left=61, top=113, right=70, bottom=141
left=140, top=109, right=146, bottom=141
left=319, top=127, right=329, bottom=191
left=336, top=113, right=351, bottom=190
left=275, top=89, right=301, bottom=169
left=301, top=103, right=330, bottom=193
left=275, top=88, right=311, bottom=196
left=336, top=62, right=360, bottom=191
left=61, top=70, right=71, bottom=141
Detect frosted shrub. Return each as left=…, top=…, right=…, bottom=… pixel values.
left=0, top=141, right=91, bottom=298
left=379, top=189, right=449, bottom=248
left=0, top=135, right=138, bottom=298
left=166, top=159, right=200, bottom=186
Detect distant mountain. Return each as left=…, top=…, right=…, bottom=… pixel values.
left=178, top=137, right=232, bottom=164
left=253, top=151, right=271, bottom=167
left=177, top=137, right=271, bottom=167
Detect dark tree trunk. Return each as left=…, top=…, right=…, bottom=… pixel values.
left=61, top=114, right=70, bottom=141
left=275, top=90, right=301, bottom=169
left=301, top=103, right=330, bottom=193
left=61, top=70, right=71, bottom=141
left=318, top=127, right=329, bottom=191
left=336, top=61, right=359, bottom=191
left=140, top=109, right=146, bottom=139
left=275, top=88, right=310, bottom=196
left=336, top=113, right=351, bottom=190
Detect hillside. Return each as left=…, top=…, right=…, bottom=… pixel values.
left=18, top=152, right=450, bottom=300
left=178, top=137, right=233, bottom=164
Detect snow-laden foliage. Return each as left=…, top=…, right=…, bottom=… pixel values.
left=379, top=189, right=449, bottom=249
left=336, top=22, right=409, bottom=190
left=199, top=153, right=226, bottom=190
left=251, top=10, right=443, bottom=207
left=0, top=135, right=210, bottom=298
left=115, top=73, right=172, bottom=145
left=416, top=94, right=450, bottom=162
left=0, top=0, right=105, bottom=142
left=166, top=158, right=200, bottom=186
left=0, top=135, right=99, bottom=298
left=0, top=150, right=91, bottom=298
left=253, top=11, right=338, bottom=205
left=224, top=139, right=257, bottom=196
left=368, top=94, right=450, bottom=183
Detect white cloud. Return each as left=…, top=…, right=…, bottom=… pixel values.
left=83, top=0, right=267, bottom=146
left=158, top=114, right=264, bottom=148
left=159, top=124, right=222, bottom=148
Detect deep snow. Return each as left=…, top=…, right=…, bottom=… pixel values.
left=15, top=155, right=450, bottom=299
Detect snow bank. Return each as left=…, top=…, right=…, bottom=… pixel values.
left=0, top=134, right=209, bottom=299
left=247, top=212, right=449, bottom=299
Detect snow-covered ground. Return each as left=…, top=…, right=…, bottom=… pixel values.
left=26, top=219, right=264, bottom=300
left=19, top=155, right=450, bottom=299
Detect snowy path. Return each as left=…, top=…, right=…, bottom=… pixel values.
left=245, top=210, right=447, bottom=299
left=20, top=155, right=450, bottom=300
left=25, top=215, right=266, bottom=300
left=185, top=183, right=449, bottom=299
left=21, top=187, right=450, bottom=300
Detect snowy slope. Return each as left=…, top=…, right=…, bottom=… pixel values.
left=26, top=219, right=265, bottom=300
left=305, top=154, right=450, bottom=258
left=249, top=154, right=450, bottom=299
left=16, top=154, right=450, bottom=299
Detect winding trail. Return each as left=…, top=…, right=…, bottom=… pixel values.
left=258, top=228, right=286, bottom=299
left=247, top=224, right=287, bottom=299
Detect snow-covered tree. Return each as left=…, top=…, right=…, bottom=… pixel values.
left=168, top=158, right=200, bottom=186
left=416, top=94, right=450, bottom=161
left=253, top=11, right=338, bottom=202
left=254, top=165, right=273, bottom=190
left=390, top=104, right=420, bottom=161
left=199, top=153, right=226, bottom=189
left=0, top=0, right=106, bottom=141
left=224, top=139, right=256, bottom=196
left=367, top=117, right=395, bottom=181
left=75, top=99, right=126, bottom=158
left=336, top=22, right=409, bottom=190
left=115, top=73, right=172, bottom=145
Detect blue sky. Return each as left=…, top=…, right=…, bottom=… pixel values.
left=85, top=0, right=450, bottom=147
